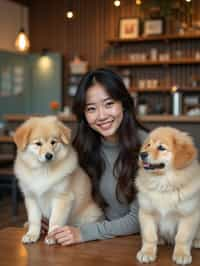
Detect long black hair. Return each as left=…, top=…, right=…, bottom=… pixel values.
left=72, top=68, right=146, bottom=206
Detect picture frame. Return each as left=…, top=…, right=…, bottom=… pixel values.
left=119, top=18, right=140, bottom=39
left=143, top=18, right=164, bottom=36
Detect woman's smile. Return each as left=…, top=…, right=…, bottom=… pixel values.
left=97, top=120, right=113, bottom=130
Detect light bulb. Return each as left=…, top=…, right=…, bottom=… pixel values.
left=136, top=0, right=142, bottom=5
left=185, top=0, right=192, bottom=2
left=15, top=29, right=30, bottom=52
left=66, top=11, right=74, bottom=19
left=113, top=0, right=120, bottom=7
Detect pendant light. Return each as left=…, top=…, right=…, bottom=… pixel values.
left=15, top=5, right=30, bottom=52
left=113, top=0, right=121, bottom=7
left=66, top=0, right=74, bottom=19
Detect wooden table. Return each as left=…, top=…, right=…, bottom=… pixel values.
left=1, top=228, right=200, bottom=266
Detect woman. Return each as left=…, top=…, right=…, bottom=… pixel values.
left=48, top=68, right=148, bottom=245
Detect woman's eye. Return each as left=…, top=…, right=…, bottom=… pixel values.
left=105, top=101, right=114, bottom=108
left=35, top=142, right=42, bottom=146
left=158, top=145, right=166, bottom=151
left=86, top=106, right=96, bottom=112
left=51, top=140, right=56, bottom=145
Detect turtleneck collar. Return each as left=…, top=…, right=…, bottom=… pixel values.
left=101, top=137, right=120, bottom=149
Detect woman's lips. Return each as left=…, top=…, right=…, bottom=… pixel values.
left=97, top=121, right=113, bottom=130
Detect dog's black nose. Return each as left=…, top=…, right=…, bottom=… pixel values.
left=45, top=153, right=53, bottom=161
left=140, top=151, right=148, bottom=160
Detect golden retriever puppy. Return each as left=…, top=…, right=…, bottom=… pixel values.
left=135, top=127, right=200, bottom=265
left=14, top=116, right=103, bottom=244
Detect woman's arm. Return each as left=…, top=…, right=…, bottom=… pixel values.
left=47, top=199, right=139, bottom=245
left=79, top=198, right=139, bottom=242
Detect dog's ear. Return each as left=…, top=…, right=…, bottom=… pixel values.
left=173, top=133, right=197, bottom=169
left=13, top=120, right=32, bottom=151
left=58, top=122, right=71, bottom=144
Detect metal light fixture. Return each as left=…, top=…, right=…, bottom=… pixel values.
left=15, top=6, right=30, bottom=52
left=66, top=0, right=74, bottom=19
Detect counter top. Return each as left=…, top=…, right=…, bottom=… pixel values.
left=3, top=114, right=200, bottom=123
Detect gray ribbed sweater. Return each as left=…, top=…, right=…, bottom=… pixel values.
left=79, top=130, right=147, bottom=242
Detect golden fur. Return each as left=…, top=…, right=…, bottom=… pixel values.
left=135, top=127, right=200, bottom=265
left=14, top=116, right=103, bottom=244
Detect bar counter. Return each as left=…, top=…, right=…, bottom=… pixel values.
left=3, top=113, right=200, bottom=123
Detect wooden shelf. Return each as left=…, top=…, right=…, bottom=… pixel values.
left=2, top=114, right=200, bottom=127
left=3, top=114, right=76, bottom=123
left=0, top=167, right=13, bottom=175
left=108, top=33, right=200, bottom=44
left=139, top=115, right=200, bottom=123
left=0, top=136, right=13, bottom=143
left=105, top=58, right=200, bottom=67
left=0, top=154, right=15, bottom=162
left=129, top=87, right=200, bottom=93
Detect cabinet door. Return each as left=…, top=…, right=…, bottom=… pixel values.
left=29, top=54, right=62, bottom=114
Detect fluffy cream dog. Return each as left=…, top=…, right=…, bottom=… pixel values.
left=135, top=127, right=200, bottom=265
left=14, top=116, right=103, bottom=244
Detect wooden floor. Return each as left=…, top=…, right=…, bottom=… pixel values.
left=0, top=193, right=26, bottom=229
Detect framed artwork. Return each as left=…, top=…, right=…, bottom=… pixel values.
left=143, top=18, right=164, bottom=36
left=119, top=18, right=140, bottom=39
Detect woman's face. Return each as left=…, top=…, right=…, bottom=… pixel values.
left=84, top=83, right=123, bottom=143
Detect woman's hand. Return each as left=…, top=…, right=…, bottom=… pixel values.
left=47, top=226, right=82, bottom=246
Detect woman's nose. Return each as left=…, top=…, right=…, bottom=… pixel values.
left=97, top=106, right=107, bottom=120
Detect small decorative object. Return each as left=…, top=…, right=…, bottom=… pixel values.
left=171, top=86, right=182, bottom=116
left=69, top=55, right=88, bottom=74
left=63, top=105, right=71, bottom=116
left=122, top=76, right=131, bottom=89
left=49, top=100, right=60, bottom=114
left=138, top=80, right=146, bottom=90
left=121, top=69, right=131, bottom=89
left=138, top=98, right=148, bottom=115
left=149, top=48, right=158, bottom=61
left=119, top=18, right=140, bottom=39
left=195, top=51, right=200, bottom=60
left=143, top=18, right=164, bottom=36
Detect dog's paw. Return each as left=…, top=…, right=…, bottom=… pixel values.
left=136, top=249, right=156, bottom=263
left=192, top=239, right=200, bottom=248
left=44, top=236, right=56, bottom=245
left=172, top=251, right=192, bottom=265
left=22, top=233, right=40, bottom=244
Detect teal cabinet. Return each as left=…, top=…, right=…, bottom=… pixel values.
left=0, top=51, right=63, bottom=119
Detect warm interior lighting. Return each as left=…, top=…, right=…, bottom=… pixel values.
left=66, top=10, right=74, bottom=19
left=114, top=0, right=120, bottom=7
left=37, top=56, right=53, bottom=74
left=136, top=0, right=142, bottom=5
left=171, top=85, right=178, bottom=93
left=185, top=0, right=192, bottom=2
left=15, top=28, right=30, bottom=52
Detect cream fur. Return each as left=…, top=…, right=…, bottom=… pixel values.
left=135, top=127, right=200, bottom=265
left=14, top=116, right=103, bottom=244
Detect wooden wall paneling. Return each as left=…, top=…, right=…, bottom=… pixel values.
left=30, top=0, right=65, bottom=53
left=29, top=0, right=200, bottom=67
left=28, top=0, right=200, bottom=107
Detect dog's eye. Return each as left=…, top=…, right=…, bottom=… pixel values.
left=35, top=142, right=42, bottom=146
left=51, top=140, right=56, bottom=145
left=158, top=145, right=166, bottom=151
